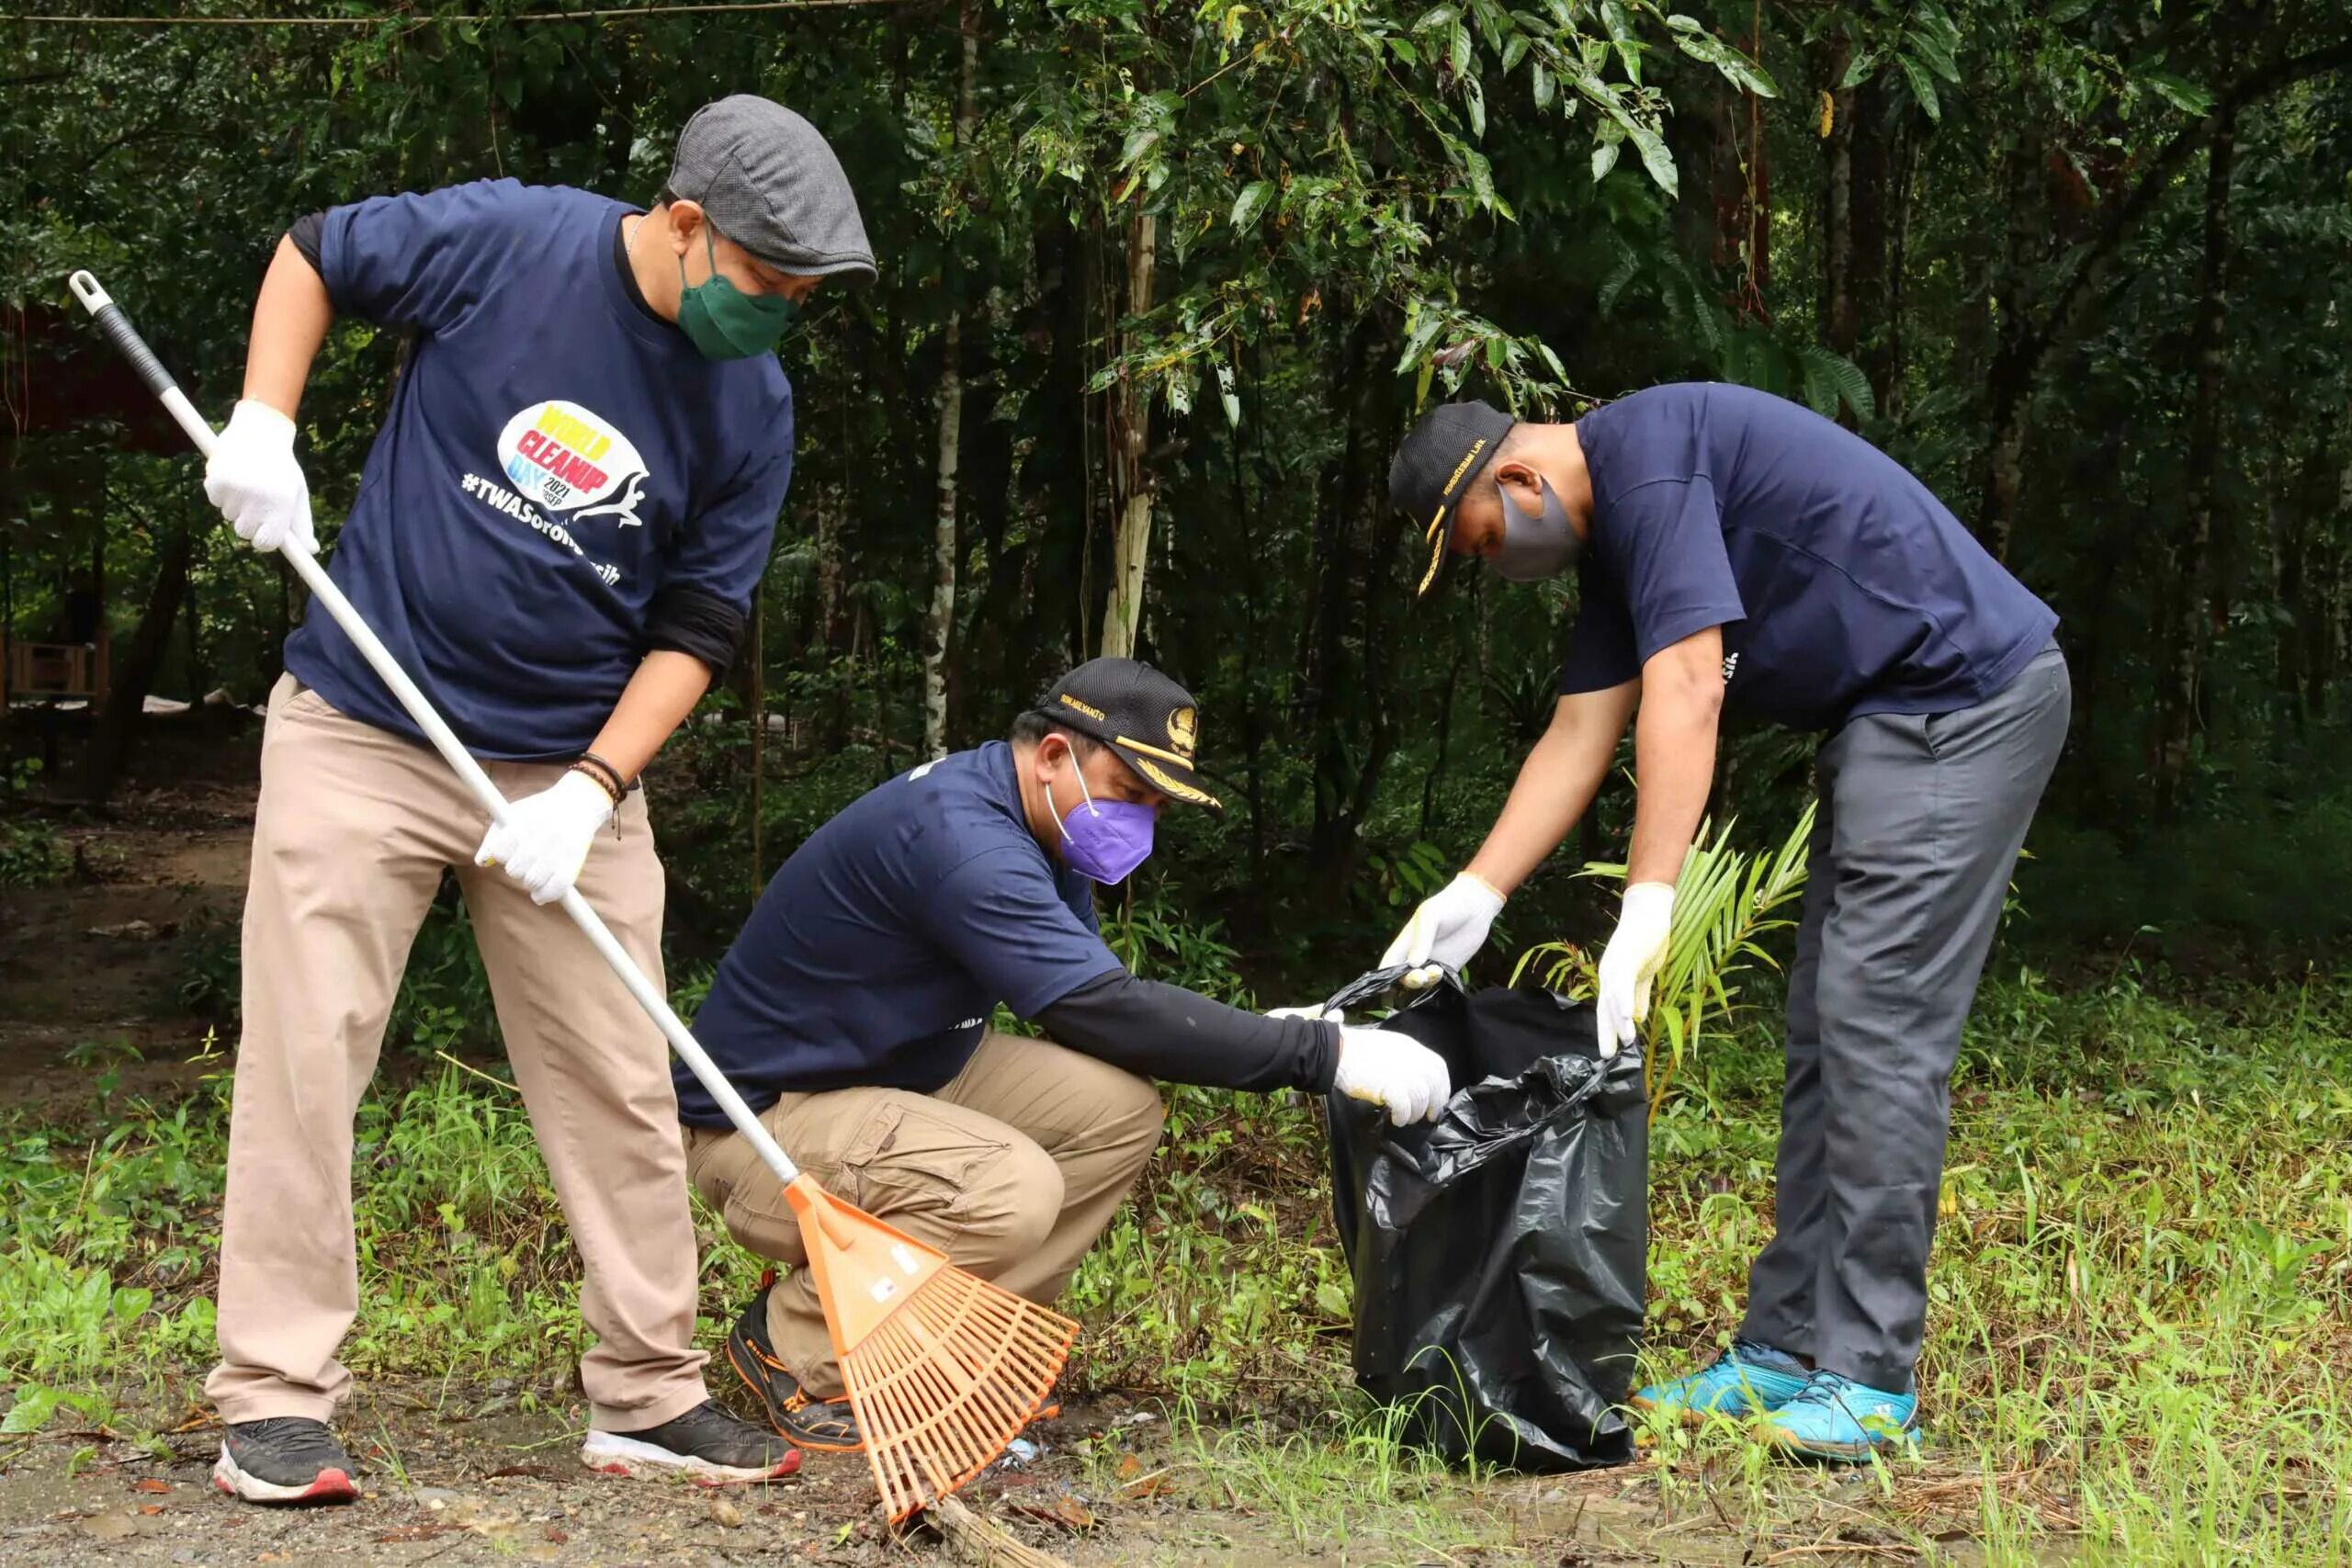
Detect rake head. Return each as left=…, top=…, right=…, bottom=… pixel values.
left=784, top=1177, right=1079, bottom=1522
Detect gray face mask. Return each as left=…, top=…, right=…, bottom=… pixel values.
left=1494, top=474, right=1580, bottom=582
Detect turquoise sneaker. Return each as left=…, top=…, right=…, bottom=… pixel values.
left=1630, top=1339, right=1814, bottom=1425
left=1757, top=1371, right=1920, bottom=1461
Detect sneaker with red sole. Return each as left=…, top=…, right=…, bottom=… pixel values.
left=212, top=1417, right=360, bottom=1506
left=579, top=1399, right=802, bottom=1484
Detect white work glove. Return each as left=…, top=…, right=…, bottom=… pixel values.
left=1333, top=1025, right=1453, bottom=1127
left=1594, top=882, right=1675, bottom=1059
left=1379, top=872, right=1506, bottom=990
left=203, top=400, right=316, bottom=556
left=474, top=771, right=616, bottom=907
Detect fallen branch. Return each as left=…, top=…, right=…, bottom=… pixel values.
left=924, top=1495, right=1073, bottom=1568
left=1759, top=1545, right=1919, bottom=1564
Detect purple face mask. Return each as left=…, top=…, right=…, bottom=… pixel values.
left=1046, top=750, right=1157, bottom=885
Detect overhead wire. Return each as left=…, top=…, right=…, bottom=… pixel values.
left=2, top=1, right=897, bottom=26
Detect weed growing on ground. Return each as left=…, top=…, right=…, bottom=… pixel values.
left=1, top=965, right=2346, bottom=1562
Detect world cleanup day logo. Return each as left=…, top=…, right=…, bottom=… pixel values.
left=495, top=400, right=650, bottom=529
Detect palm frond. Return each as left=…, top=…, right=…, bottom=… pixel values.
left=1528, top=804, right=1817, bottom=1118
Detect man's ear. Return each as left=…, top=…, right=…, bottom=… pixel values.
left=1493, top=460, right=1544, bottom=510
left=665, top=198, right=706, bottom=254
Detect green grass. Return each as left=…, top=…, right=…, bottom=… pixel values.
left=2, top=966, right=2347, bottom=1562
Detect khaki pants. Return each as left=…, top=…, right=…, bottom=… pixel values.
left=205, top=676, right=709, bottom=1432
left=684, top=1031, right=1165, bottom=1396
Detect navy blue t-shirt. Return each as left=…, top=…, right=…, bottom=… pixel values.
left=678, top=743, right=1126, bottom=1124
left=1557, top=384, right=2055, bottom=731
left=285, top=180, right=792, bottom=760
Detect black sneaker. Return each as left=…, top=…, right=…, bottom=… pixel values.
left=211, top=1417, right=359, bottom=1505
left=581, top=1399, right=801, bottom=1484
left=725, top=1272, right=864, bottom=1453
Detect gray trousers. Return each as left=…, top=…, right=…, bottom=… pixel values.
left=1739, top=643, right=2070, bottom=1393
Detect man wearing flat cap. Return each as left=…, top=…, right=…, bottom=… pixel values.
left=1374, top=384, right=2068, bottom=1459
left=196, top=96, right=872, bottom=1501
left=683, top=659, right=1452, bottom=1453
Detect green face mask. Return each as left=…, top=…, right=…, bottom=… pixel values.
left=676, top=226, right=798, bottom=360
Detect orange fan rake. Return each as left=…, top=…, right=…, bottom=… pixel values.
left=786, top=1179, right=1077, bottom=1520
left=72, top=270, right=1079, bottom=1527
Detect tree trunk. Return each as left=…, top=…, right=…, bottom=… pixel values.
left=923, top=0, right=979, bottom=758
left=1819, top=51, right=1891, bottom=411
left=1846, top=82, right=1892, bottom=412
left=2320, top=433, right=2352, bottom=718
left=1100, top=210, right=1156, bottom=660
left=926, top=309, right=964, bottom=758
left=1977, top=130, right=2046, bottom=561
left=1821, top=77, right=1855, bottom=363
left=1879, top=108, right=1917, bottom=421
left=2269, top=460, right=2306, bottom=744
left=1229, top=349, right=1270, bottom=878
left=86, top=515, right=192, bottom=802
left=2153, top=109, right=2236, bottom=819
left=814, top=477, right=845, bottom=652
left=748, top=591, right=765, bottom=894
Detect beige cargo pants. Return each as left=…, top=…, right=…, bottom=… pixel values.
left=684, top=1031, right=1166, bottom=1396
left=204, top=676, right=711, bottom=1433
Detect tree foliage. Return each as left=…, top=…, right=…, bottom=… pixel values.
left=4, top=0, right=2350, bottom=972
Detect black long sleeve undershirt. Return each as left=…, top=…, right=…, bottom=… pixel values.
left=1036, top=971, right=1340, bottom=1094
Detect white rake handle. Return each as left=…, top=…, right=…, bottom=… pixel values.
left=69, top=268, right=806, bottom=1190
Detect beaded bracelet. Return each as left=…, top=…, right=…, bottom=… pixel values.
left=569, top=755, right=625, bottom=806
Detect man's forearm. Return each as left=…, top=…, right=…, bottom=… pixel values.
left=1466, top=685, right=1636, bottom=896
left=1038, top=971, right=1340, bottom=1093
left=243, top=235, right=334, bottom=418
left=585, top=650, right=712, bottom=780
left=1624, top=640, right=1724, bottom=886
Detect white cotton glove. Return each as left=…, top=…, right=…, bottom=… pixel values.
left=1379, top=872, right=1506, bottom=990
left=474, top=771, right=616, bottom=907
left=1594, top=882, right=1675, bottom=1059
left=1333, top=1025, right=1453, bottom=1127
left=203, top=400, right=316, bottom=556
left=1267, top=1004, right=1343, bottom=1025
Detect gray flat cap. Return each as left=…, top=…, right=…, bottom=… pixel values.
left=669, top=96, right=875, bottom=281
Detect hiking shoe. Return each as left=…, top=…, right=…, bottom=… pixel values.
left=212, top=1417, right=360, bottom=1505
left=581, top=1400, right=802, bottom=1484
left=1630, top=1339, right=1813, bottom=1425
left=726, top=1274, right=864, bottom=1453
left=1757, top=1371, right=1920, bottom=1461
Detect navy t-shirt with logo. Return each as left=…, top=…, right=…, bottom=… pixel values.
left=1557, top=383, right=2055, bottom=731
left=677, top=742, right=1125, bottom=1125
left=286, top=179, right=791, bottom=760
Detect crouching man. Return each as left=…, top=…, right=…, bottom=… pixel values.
left=680, top=658, right=1450, bottom=1450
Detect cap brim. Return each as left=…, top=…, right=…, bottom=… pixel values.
left=765, top=252, right=878, bottom=283
left=1414, top=502, right=1458, bottom=600
left=1110, top=739, right=1222, bottom=810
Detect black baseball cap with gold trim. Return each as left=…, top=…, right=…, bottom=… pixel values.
left=1388, top=399, right=1516, bottom=598
left=1029, top=658, right=1221, bottom=809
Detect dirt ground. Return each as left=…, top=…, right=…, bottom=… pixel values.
left=0, top=1380, right=1720, bottom=1568
left=0, top=719, right=258, bottom=1112
left=0, top=719, right=1972, bottom=1566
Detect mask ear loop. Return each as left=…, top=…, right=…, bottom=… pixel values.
left=678, top=220, right=720, bottom=294
left=1069, top=744, right=1102, bottom=818
left=1042, top=738, right=1101, bottom=842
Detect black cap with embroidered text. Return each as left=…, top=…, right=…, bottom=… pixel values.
left=1029, top=658, right=1220, bottom=809
left=1388, top=399, right=1515, bottom=599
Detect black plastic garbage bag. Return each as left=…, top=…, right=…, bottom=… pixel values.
left=1323, top=966, right=1646, bottom=1471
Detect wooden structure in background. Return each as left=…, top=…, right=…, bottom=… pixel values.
left=1, top=630, right=111, bottom=706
